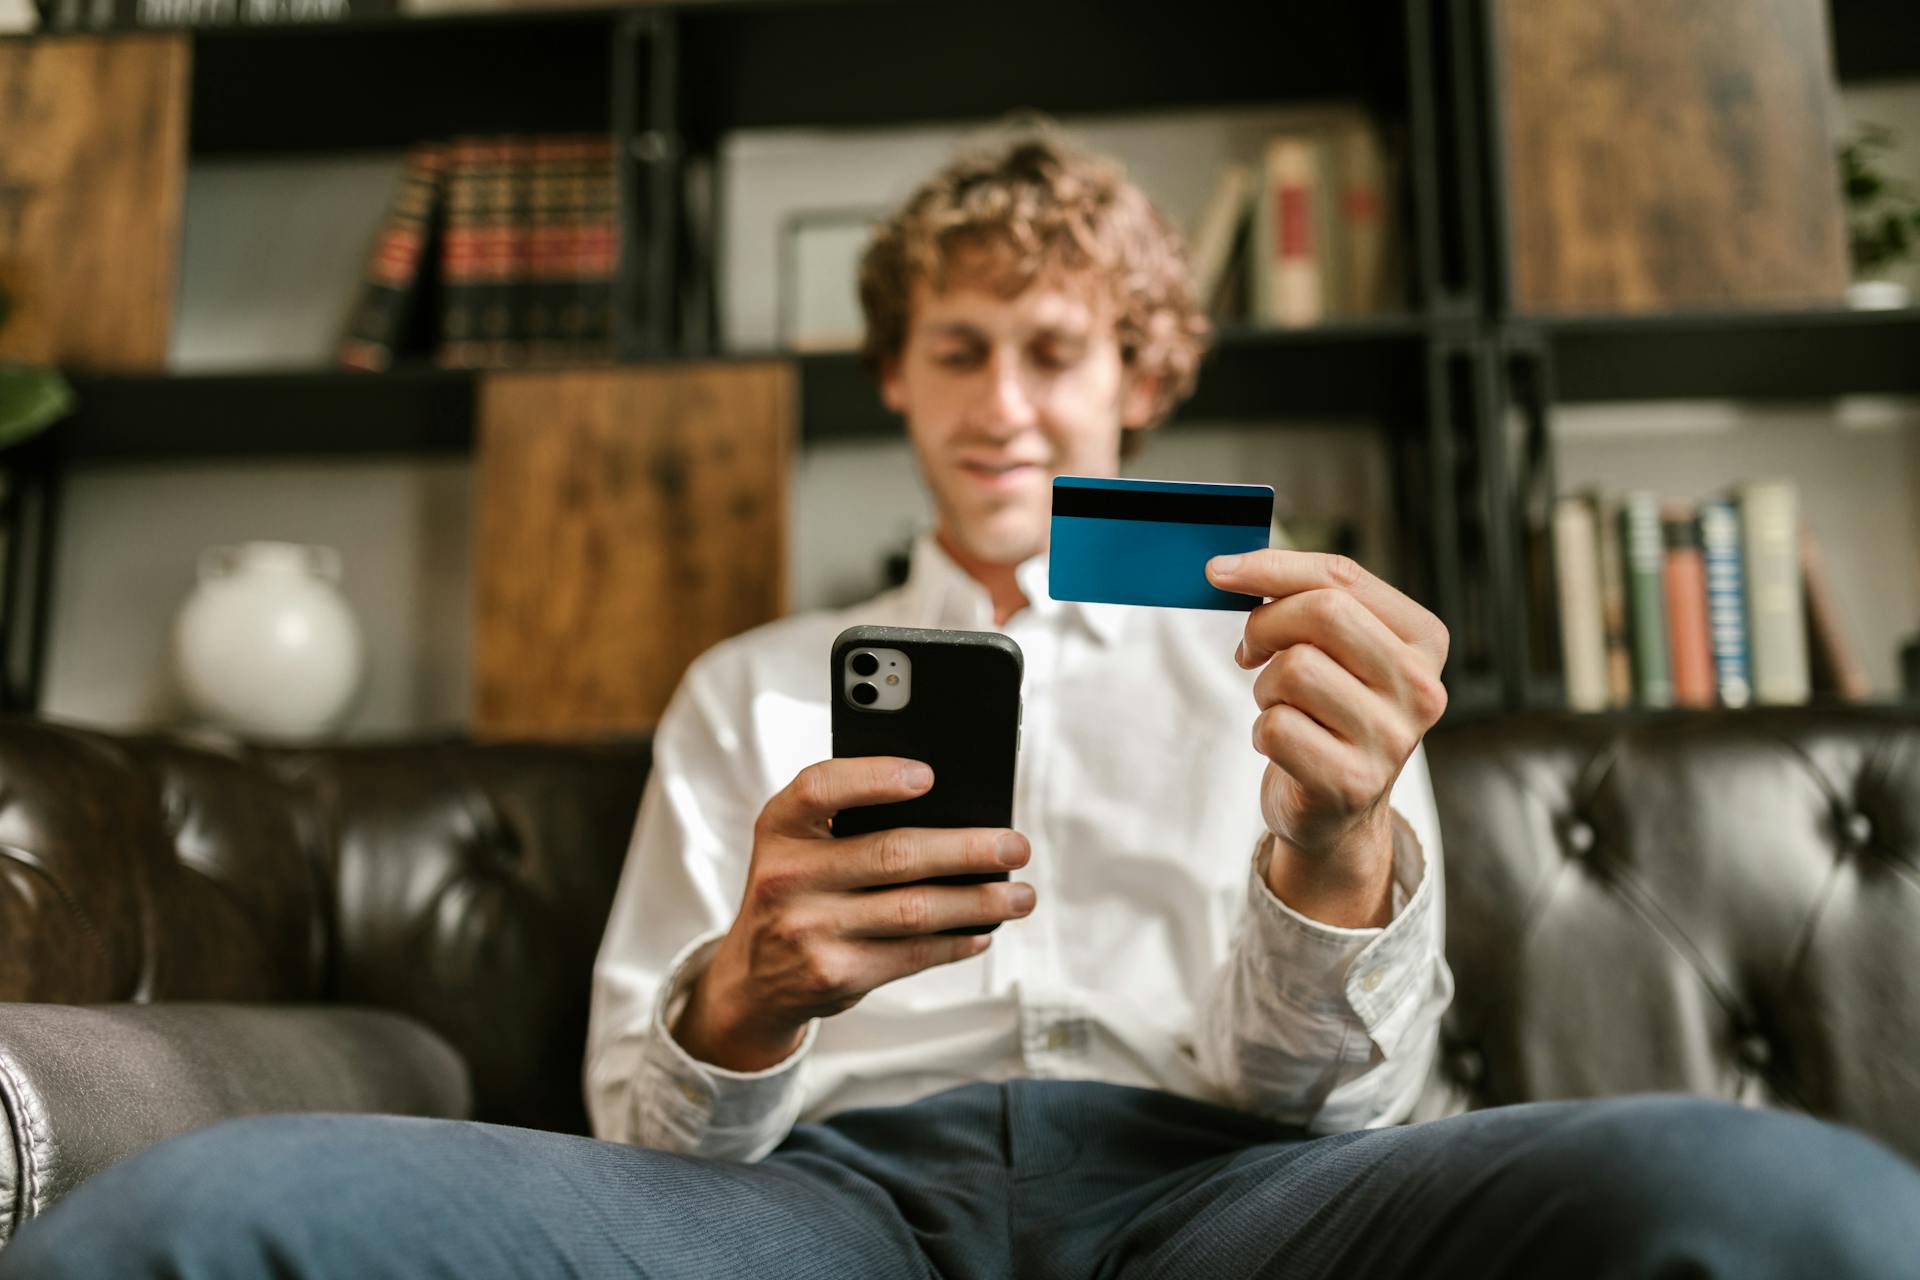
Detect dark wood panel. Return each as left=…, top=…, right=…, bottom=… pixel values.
left=1496, top=0, right=1850, bottom=315
left=678, top=0, right=1410, bottom=142
left=56, top=367, right=476, bottom=459
left=472, top=362, right=793, bottom=739
left=799, top=320, right=1433, bottom=442
left=0, top=34, right=189, bottom=369
left=188, top=16, right=614, bottom=155
left=1543, top=308, right=1920, bottom=401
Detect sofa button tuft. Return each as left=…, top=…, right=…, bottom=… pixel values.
left=1736, top=1033, right=1773, bottom=1071
left=1843, top=812, right=1873, bottom=851
left=1563, top=818, right=1596, bottom=859
left=1449, top=1046, right=1486, bottom=1087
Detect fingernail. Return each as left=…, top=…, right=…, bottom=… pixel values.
left=1234, top=639, right=1248, bottom=666
left=997, top=833, right=1027, bottom=866
left=1009, top=883, right=1036, bottom=912
left=901, top=763, right=933, bottom=790
left=1211, top=554, right=1243, bottom=576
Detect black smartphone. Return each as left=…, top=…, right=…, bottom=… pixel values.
left=830, top=624, right=1024, bottom=935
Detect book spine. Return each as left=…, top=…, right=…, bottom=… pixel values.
left=479, top=136, right=514, bottom=365
left=1253, top=134, right=1322, bottom=328
left=502, top=133, right=532, bottom=367
left=438, top=136, right=484, bottom=368
left=1185, top=162, right=1252, bottom=317
left=1337, top=119, right=1386, bottom=316
left=1800, top=524, right=1869, bottom=700
left=1698, top=498, right=1752, bottom=708
left=59, top=0, right=399, bottom=30
left=1592, top=490, right=1634, bottom=708
left=1552, top=495, right=1609, bottom=712
left=1738, top=480, right=1809, bottom=705
left=1620, top=491, right=1672, bottom=708
left=337, top=143, right=443, bottom=372
left=1661, top=503, right=1715, bottom=708
left=585, top=134, right=618, bottom=359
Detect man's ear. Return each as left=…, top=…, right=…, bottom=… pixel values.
left=1119, top=370, right=1161, bottom=430
left=879, top=356, right=908, bottom=415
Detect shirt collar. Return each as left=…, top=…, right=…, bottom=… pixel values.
left=901, top=531, right=1125, bottom=645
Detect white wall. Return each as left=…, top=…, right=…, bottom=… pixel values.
left=43, top=458, right=474, bottom=736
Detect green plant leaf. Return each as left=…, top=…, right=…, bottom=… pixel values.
left=0, top=368, right=76, bottom=449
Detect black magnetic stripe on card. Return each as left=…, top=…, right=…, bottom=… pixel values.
left=1051, top=486, right=1272, bottom=527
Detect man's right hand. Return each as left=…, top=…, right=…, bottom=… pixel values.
left=670, top=757, right=1035, bottom=1073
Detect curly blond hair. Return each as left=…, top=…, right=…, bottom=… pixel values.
left=857, top=126, right=1210, bottom=441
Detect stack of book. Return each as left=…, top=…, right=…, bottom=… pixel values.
left=337, top=132, right=618, bottom=372
left=1550, top=481, right=1868, bottom=712
left=1185, top=107, right=1401, bottom=329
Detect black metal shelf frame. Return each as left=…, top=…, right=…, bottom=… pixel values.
left=8, top=0, right=1912, bottom=716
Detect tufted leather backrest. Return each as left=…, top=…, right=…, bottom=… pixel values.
left=254, top=740, right=649, bottom=1135
left=0, top=718, right=649, bottom=1137
left=0, top=722, right=325, bottom=1006
left=1419, top=707, right=1920, bottom=1161
left=4, top=709, right=1917, bottom=1159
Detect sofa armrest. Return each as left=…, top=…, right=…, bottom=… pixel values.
left=0, top=1002, right=470, bottom=1245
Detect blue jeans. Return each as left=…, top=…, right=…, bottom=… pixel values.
left=4, top=1081, right=1917, bottom=1278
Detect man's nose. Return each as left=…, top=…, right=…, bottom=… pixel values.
left=976, top=351, right=1040, bottom=433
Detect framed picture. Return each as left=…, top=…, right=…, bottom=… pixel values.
left=777, top=207, right=885, bottom=352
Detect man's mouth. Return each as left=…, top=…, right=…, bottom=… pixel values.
left=958, top=459, right=1045, bottom=485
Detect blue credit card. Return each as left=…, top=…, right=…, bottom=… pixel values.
left=1049, top=475, right=1274, bottom=611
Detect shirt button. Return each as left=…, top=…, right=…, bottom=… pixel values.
left=678, top=1081, right=704, bottom=1106
left=1046, top=1025, right=1071, bottom=1051
left=1361, top=969, right=1385, bottom=994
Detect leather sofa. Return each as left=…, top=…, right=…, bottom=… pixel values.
left=3, top=706, right=1917, bottom=1246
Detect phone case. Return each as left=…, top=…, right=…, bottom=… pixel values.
left=831, top=625, right=1023, bottom=933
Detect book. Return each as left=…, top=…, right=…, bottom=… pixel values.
left=43, top=0, right=398, bottom=29
left=1800, top=524, right=1869, bottom=701
left=1332, top=116, right=1388, bottom=315
left=1251, top=134, right=1321, bottom=327
left=1186, top=162, right=1252, bottom=319
left=528, top=134, right=618, bottom=361
left=338, top=143, right=446, bottom=372
left=1552, top=496, right=1609, bottom=712
left=1737, top=480, right=1809, bottom=705
left=1661, top=502, right=1715, bottom=708
left=1698, top=498, right=1752, bottom=708
left=438, top=136, right=520, bottom=368
left=1590, top=490, right=1634, bottom=708
left=1620, top=491, right=1672, bottom=708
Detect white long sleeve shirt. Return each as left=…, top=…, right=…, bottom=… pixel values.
left=586, top=534, right=1453, bottom=1161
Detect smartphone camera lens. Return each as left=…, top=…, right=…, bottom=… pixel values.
left=851, top=651, right=880, bottom=677
left=851, top=682, right=879, bottom=706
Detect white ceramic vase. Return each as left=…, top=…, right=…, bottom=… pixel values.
left=173, top=541, right=365, bottom=743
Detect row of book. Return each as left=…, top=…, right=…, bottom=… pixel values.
left=1550, top=481, right=1866, bottom=712
left=1185, top=107, right=1402, bottom=329
left=31, top=0, right=591, bottom=31
left=337, top=134, right=619, bottom=372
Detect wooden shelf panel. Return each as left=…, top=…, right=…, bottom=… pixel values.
left=676, top=0, right=1411, bottom=142
left=57, top=366, right=478, bottom=459
left=799, top=319, right=1435, bottom=442
left=187, top=13, right=617, bottom=155
left=52, top=321, right=1436, bottom=460
left=1532, top=308, right=1920, bottom=402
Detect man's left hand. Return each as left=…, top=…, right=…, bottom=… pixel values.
left=1205, top=550, right=1449, bottom=928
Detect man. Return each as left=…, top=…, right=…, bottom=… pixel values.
left=4, top=131, right=1914, bottom=1280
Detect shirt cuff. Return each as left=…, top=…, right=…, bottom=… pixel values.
left=1244, top=810, right=1438, bottom=1058
left=642, top=927, right=817, bottom=1158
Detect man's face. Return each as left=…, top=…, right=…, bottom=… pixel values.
left=880, top=269, right=1154, bottom=566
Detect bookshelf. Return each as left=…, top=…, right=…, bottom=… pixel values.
left=3, top=0, right=1918, bottom=720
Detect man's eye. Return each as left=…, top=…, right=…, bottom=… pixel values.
left=1031, top=346, right=1080, bottom=371
left=934, top=350, right=981, bottom=369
